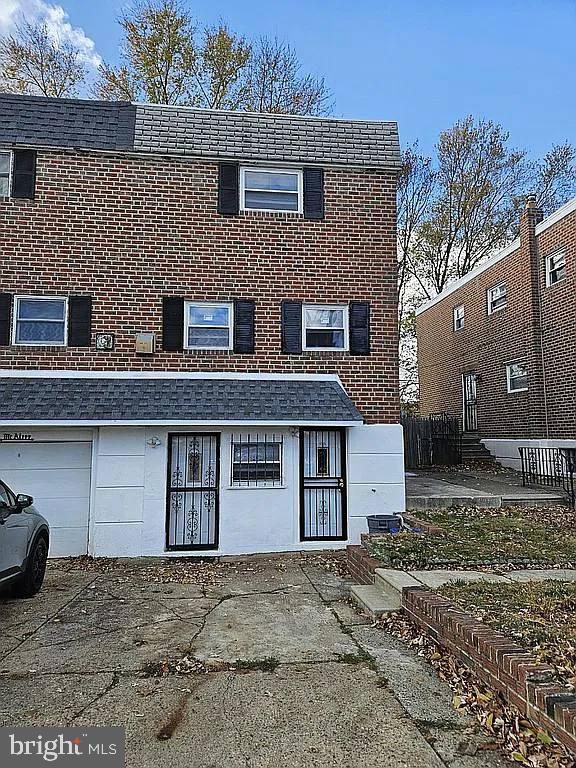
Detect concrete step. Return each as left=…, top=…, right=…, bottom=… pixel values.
left=349, top=584, right=401, bottom=618
left=375, top=568, right=421, bottom=593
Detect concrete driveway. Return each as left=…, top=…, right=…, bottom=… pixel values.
left=0, top=555, right=505, bottom=768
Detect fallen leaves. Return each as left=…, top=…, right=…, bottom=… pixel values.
left=378, top=612, right=576, bottom=768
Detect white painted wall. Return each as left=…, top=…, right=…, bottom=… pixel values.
left=346, top=423, right=405, bottom=543
left=482, top=438, right=576, bottom=472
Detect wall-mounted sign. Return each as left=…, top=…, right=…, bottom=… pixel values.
left=96, top=333, right=115, bottom=351
left=1, top=433, right=34, bottom=442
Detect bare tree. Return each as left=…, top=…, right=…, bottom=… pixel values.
left=239, top=37, right=332, bottom=116
left=530, top=142, right=576, bottom=217
left=0, top=20, right=87, bottom=97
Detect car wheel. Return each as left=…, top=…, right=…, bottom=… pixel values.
left=13, top=535, right=48, bottom=598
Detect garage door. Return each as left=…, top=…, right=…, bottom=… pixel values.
left=0, top=441, right=92, bottom=557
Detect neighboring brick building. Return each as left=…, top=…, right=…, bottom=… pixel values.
left=0, top=94, right=404, bottom=558
left=416, top=196, right=576, bottom=467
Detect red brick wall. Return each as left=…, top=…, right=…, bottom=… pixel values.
left=0, top=150, right=400, bottom=424
left=416, top=206, right=575, bottom=439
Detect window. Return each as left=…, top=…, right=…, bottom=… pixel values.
left=240, top=167, right=302, bottom=213
left=487, top=283, right=507, bottom=315
left=506, top=361, right=528, bottom=393
left=0, top=482, right=14, bottom=508
left=231, top=435, right=283, bottom=486
left=303, top=305, right=348, bottom=351
left=0, top=151, right=11, bottom=196
left=546, top=251, right=567, bottom=287
left=453, top=305, right=464, bottom=331
left=184, top=302, right=232, bottom=350
left=13, top=297, right=67, bottom=345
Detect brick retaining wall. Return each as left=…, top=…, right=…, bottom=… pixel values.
left=403, top=588, right=576, bottom=754
left=346, top=545, right=381, bottom=585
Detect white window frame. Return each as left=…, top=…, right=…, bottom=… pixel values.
left=453, top=304, right=464, bottom=331
left=0, top=150, right=12, bottom=197
left=506, top=361, right=528, bottom=393
left=487, top=283, right=507, bottom=315
left=183, top=301, right=233, bottom=351
left=302, top=304, right=349, bottom=352
left=545, top=250, right=567, bottom=287
left=229, top=437, right=284, bottom=488
left=240, top=166, right=303, bottom=214
left=12, top=295, right=68, bottom=347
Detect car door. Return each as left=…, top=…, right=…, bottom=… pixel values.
left=0, top=481, right=31, bottom=578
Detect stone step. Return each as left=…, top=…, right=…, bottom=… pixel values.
left=349, top=584, right=401, bottom=618
left=374, top=568, right=422, bottom=594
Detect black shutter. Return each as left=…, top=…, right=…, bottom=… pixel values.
left=68, top=296, right=92, bottom=347
left=303, top=167, right=324, bottom=220
left=281, top=300, right=302, bottom=354
left=218, top=162, right=239, bottom=215
left=349, top=301, right=370, bottom=355
left=162, top=297, right=184, bottom=351
left=11, top=150, right=37, bottom=199
left=0, top=293, right=13, bottom=346
left=233, top=299, right=255, bottom=354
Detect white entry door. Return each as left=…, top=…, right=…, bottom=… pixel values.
left=0, top=441, right=92, bottom=557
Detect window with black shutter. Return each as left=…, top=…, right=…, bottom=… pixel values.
left=162, top=297, right=185, bottom=351
left=233, top=299, right=255, bottom=353
left=0, top=293, right=12, bottom=346
left=68, top=296, right=92, bottom=347
left=11, top=150, right=36, bottom=199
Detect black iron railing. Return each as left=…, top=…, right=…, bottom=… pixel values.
left=519, top=447, right=576, bottom=508
left=401, top=413, right=462, bottom=469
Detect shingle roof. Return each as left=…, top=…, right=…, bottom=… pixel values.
left=0, top=377, right=363, bottom=423
left=0, top=94, right=136, bottom=151
left=0, top=94, right=400, bottom=169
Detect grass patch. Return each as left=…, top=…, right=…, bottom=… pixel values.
left=233, top=657, right=280, bottom=672
left=439, top=580, right=576, bottom=687
left=337, top=648, right=378, bottom=671
left=366, top=506, right=576, bottom=569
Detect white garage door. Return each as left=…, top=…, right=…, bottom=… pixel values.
left=0, top=441, right=92, bottom=557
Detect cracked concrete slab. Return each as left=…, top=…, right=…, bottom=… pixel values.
left=207, top=562, right=315, bottom=598
left=76, top=575, right=210, bottom=601
left=408, top=570, right=511, bottom=589
left=72, top=664, right=447, bottom=768
left=299, top=563, right=354, bottom=601
left=191, top=591, right=357, bottom=663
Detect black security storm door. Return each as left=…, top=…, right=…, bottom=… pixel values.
left=300, top=428, right=347, bottom=541
left=166, top=433, right=220, bottom=550
left=462, top=373, right=478, bottom=432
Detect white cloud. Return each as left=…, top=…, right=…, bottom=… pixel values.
left=0, top=0, right=101, bottom=69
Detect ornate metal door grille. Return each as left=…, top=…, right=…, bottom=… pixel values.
left=300, top=428, right=347, bottom=541
left=462, top=373, right=478, bottom=432
left=166, top=433, right=220, bottom=550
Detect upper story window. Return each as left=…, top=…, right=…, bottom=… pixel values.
left=546, top=251, right=567, bottom=287
left=0, top=151, right=11, bottom=196
left=506, top=361, right=528, bottom=393
left=487, top=283, right=507, bottom=315
left=13, top=296, right=67, bottom=346
left=453, top=305, right=464, bottom=331
left=240, top=167, right=302, bottom=213
left=303, top=305, right=348, bottom=351
left=184, top=301, right=233, bottom=350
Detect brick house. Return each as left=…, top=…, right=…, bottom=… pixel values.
left=0, top=94, right=404, bottom=558
left=416, top=195, right=575, bottom=468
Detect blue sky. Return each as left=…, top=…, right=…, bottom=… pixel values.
left=3, top=0, right=575, bottom=158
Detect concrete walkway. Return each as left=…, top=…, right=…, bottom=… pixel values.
left=0, top=557, right=506, bottom=768
left=406, top=467, right=566, bottom=509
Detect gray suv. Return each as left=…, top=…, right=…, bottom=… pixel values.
left=0, top=479, right=49, bottom=598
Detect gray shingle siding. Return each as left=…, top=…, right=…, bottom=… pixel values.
left=0, top=378, right=363, bottom=423
left=0, top=94, right=400, bottom=169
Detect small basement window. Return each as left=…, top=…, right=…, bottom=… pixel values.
left=240, top=167, right=302, bottom=213
left=0, top=151, right=11, bottom=196
left=546, top=251, right=567, bottom=287
left=231, top=435, right=283, bottom=486
left=487, top=283, right=507, bottom=315
left=184, top=301, right=232, bottom=350
left=453, top=304, right=464, bottom=331
left=303, top=305, right=348, bottom=351
left=13, top=296, right=67, bottom=345
left=506, top=361, right=528, bottom=393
